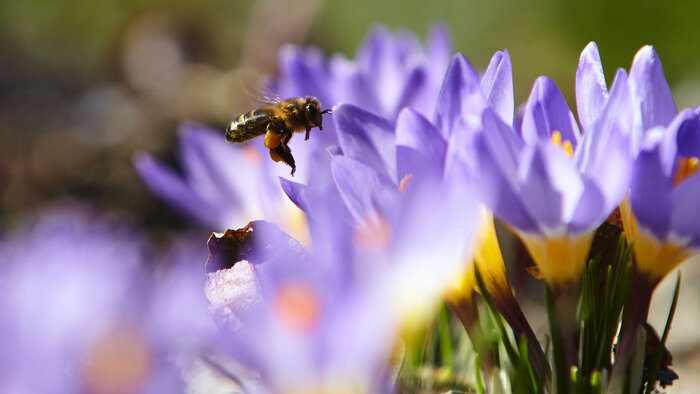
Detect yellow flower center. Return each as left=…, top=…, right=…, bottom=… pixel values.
left=445, top=209, right=509, bottom=303
left=673, top=156, right=700, bottom=188
left=518, top=231, right=594, bottom=284
left=274, top=282, right=322, bottom=334
left=619, top=198, right=691, bottom=281
left=550, top=130, right=574, bottom=158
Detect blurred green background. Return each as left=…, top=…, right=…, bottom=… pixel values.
left=2, top=0, right=700, bottom=230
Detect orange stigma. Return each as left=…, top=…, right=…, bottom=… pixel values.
left=81, top=325, right=152, bottom=393
left=273, top=281, right=321, bottom=334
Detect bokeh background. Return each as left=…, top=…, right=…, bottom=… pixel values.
left=2, top=0, right=700, bottom=390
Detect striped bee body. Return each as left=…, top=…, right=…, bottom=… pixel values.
left=225, top=107, right=285, bottom=143
left=225, top=96, right=331, bottom=175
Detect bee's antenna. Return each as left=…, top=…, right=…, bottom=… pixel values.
left=321, top=109, right=333, bottom=115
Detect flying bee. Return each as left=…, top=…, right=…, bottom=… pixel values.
left=225, top=96, right=332, bottom=175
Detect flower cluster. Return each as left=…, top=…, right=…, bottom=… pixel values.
left=3, top=25, right=699, bottom=393
left=134, top=25, right=700, bottom=392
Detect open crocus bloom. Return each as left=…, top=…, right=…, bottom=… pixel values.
left=580, top=42, right=700, bottom=283
left=622, top=109, right=700, bottom=282
left=470, top=54, right=635, bottom=285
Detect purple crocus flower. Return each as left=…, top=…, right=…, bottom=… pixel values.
left=597, top=45, right=700, bottom=284
left=470, top=46, right=635, bottom=285
left=0, top=207, right=216, bottom=393
left=577, top=42, right=700, bottom=282
left=580, top=43, right=700, bottom=376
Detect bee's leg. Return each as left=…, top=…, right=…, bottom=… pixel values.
left=269, top=145, right=296, bottom=176
left=304, top=126, right=311, bottom=141
left=278, top=129, right=293, bottom=153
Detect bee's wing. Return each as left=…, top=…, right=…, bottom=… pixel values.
left=235, top=69, right=283, bottom=106
left=256, top=85, right=283, bottom=105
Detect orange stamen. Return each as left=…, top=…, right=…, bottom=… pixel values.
left=550, top=130, right=574, bottom=158
left=673, top=157, right=700, bottom=188
left=398, top=173, right=414, bottom=194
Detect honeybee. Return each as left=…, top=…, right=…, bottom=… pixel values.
left=225, top=96, right=332, bottom=175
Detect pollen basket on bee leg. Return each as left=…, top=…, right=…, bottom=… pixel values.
left=264, top=130, right=282, bottom=149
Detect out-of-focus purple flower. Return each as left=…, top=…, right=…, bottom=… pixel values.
left=275, top=25, right=453, bottom=122
left=470, top=46, right=636, bottom=284
left=0, top=207, right=216, bottom=393
left=205, top=218, right=399, bottom=393
left=134, top=122, right=308, bottom=239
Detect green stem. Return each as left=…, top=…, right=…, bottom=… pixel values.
left=545, top=283, right=570, bottom=394
left=611, top=270, right=655, bottom=380
left=644, top=272, right=681, bottom=393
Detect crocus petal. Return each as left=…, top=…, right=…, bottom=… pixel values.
left=133, top=152, right=226, bottom=227
left=629, top=45, right=677, bottom=132
left=569, top=178, right=606, bottom=232
left=434, top=53, right=485, bottom=139
left=426, top=24, right=453, bottom=86
left=671, top=173, right=700, bottom=246
left=356, top=26, right=415, bottom=117
left=521, top=76, right=580, bottom=146
left=576, top=42, right=609, bottom=133
left=631, top=138, right=673, bottom=240
left=394, top=67, right=429, bottom=118
left=480, top=109, right=524, bottom=179
left=179, top=126, right=255, bottom=205
left=395, top=108, right=446, bottom=178
left=656, top=110, right=697, bottom=176
left=280, top=178, right=312, bottom=215
left=330, top=156, right=395, bottom=223
left=334, top=104, right=397, bottom=182
left=576, top=68, right=634, bottom=212
left=519, top=143, right=584, bottom=231
left=277, top=45, right=331, bottom=105
left=481, top=49, right=514, bottom=125
left=674, top=109, right=700, bottom=159
left=474, top=111, right=538, bottom=231
left=180, top=125, right=283, bottom=224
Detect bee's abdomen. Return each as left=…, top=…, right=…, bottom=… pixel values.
left=225, top=108, right=275, bottom=143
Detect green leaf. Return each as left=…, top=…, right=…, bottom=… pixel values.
left=644, top=271, right=681, bottom=394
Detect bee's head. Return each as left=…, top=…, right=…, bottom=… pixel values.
left=304, top=96, right=331, bottom=130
